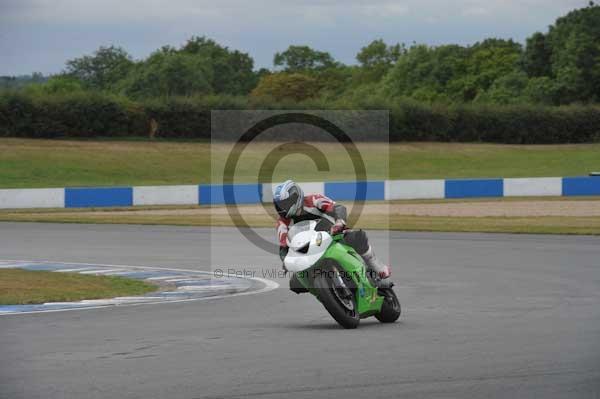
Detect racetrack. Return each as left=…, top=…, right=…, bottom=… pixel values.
left=1, top=222, right=599, bottom=398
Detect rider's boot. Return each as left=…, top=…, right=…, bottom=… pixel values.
left=360, top=246, right=393, bottom=288
left=289, top=272, right=309, bottom=294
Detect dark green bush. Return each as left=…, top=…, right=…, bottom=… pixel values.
left=1, top=91, right=599, bottom=143
left=0, top=91, right=147, bottom=138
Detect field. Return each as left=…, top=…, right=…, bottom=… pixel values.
left=1, top=138, right=599, bottom=188
left=0, top=268, right=156, bottom=305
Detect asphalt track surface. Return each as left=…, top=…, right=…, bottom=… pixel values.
left=1, top=222, right=599, bottom=399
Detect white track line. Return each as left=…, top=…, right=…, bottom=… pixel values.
left=113, top=297, right=167, bottom=302
left=177, top=285, right=231, bottom=291
left=0, top=259, right=280, bottom=316
left=146, top=275, right=183, bottom=281
left=103, top=271, right=137, bottom=276
left=79, top=269, right=123, bottom=275
left=90, top=269, right=125, bottom=274
left=56, top=268, right=95, bottom=273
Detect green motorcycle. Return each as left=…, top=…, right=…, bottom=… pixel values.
left=284, top=220, right=401, bottom=329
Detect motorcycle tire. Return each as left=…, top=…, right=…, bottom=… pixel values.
left=375, top=288, right=401, bottom=323
left=314, top=268, right=360, bottom=329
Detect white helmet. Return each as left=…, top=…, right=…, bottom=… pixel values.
left=273, top=180, right=304, bottom=218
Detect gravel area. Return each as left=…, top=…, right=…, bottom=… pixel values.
left=388, top=200, right=600, bottom=217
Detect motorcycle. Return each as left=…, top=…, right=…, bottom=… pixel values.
left=283, top=220, right=401, bottom=329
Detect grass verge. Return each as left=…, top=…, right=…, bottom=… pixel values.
left=1, top=198, right=599, bottom=235
left=0, top=268, right=156, bottom=305
left=1, top=138, right=600, bottom=188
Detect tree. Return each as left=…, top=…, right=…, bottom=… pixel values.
left=521, top=32, right=552, bottom=77
left=548, top=5, right=600, bottom=103
left=0, top=74, right=47, bottom=89
left=520, top=3, right=600, bottom=103
left=0, top=76, right=16, bottom=90
left=36, top=76, right=84, bottom=94
left=356, top=39, right=404, bottom=83
left=250, top=73, right=321, bottom=101
left=381, top=44, right=469, bottom=102
left=118, top=48, right=213, bottom=98
left=65, top=46, right=134, bottom=90
left=314, top=65, right=353, bottom=98
left=523, top=77, right=559, bottom=104
left=273, top=45, right=337, bottom=72
left=464, top=39, right=522, bottom=97
left=181, top=36, right=257, bottom=95
left=357, top=39, right=403, bottom=67
left=63, top=37, right=259, bottom=97
left=30, top=72, right=46, bottom=83
left=475, top=72, right=529, bottom=104
left=381, top=39, right=522, bottom=102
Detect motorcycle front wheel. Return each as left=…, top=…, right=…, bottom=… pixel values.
left=314, top=266, right=360, bottom=329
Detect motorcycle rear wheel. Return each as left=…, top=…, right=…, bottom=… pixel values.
left=314, top=267, right=360, bottom=329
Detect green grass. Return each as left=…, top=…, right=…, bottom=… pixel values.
left=0, top=268, right=156, bottom=305
left=1, top=138, right=599, bottom=188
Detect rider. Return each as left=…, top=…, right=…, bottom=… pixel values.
left=273, top=179, right=391, bottom=287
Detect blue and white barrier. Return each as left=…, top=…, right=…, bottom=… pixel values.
left=0, top=177, right=599, bottom=209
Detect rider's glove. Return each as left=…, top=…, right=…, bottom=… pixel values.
left=330, top=219, right=347, bottom=235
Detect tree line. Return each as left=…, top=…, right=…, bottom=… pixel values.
left=2, top=3, right=599, bottom=106
left=2, top=3, right=600, bottom=143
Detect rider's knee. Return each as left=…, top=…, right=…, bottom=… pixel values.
left=344, top=229, right=369, bottom=254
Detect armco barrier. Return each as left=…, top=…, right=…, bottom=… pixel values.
left=0, top=177, right=599, bottom=209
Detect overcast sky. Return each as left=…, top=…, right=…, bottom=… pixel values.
left=0, top=0, right=588, bottom=75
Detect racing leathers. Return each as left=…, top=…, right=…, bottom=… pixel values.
left=276, top=193, right=391, bottom=283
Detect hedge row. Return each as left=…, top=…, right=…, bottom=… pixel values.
left=0, top=92, right=147, bottom=138
left=1, top=92, right=600, bottom=143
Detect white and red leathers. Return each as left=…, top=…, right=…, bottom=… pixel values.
left=275, top=193, right=391, bottom=282
left=276, top=193, right=338, bottom=248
